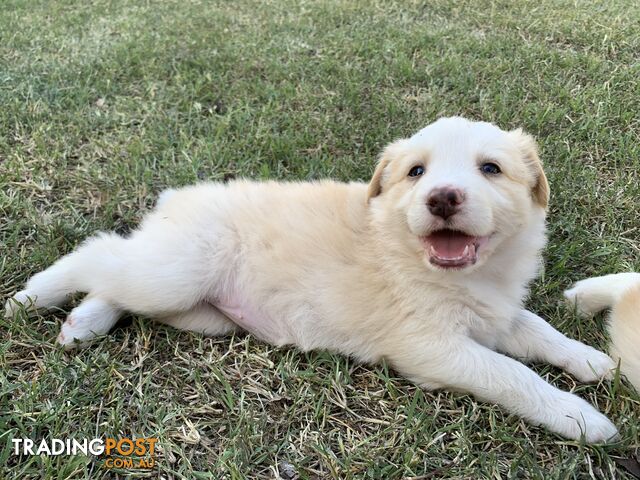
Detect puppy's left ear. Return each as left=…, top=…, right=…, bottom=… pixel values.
left=510, top=129, right=550, bottom=209
left=367, top=139, right=406, bottom=202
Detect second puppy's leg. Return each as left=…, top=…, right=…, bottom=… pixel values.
left=564, top=272, right=640, bottom=316
left=609, top=286, right=640, bottom=390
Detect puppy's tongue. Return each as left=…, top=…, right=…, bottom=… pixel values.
left=424, top=230, right=476, bottom=259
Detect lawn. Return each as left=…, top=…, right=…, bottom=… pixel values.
left=1, top=0, right=639, bottom=478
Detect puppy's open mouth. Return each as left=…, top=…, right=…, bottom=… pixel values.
left=421, top=229, right=489, bottom=269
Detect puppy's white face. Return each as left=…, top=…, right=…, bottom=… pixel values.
left=368, top=117, right=549, bottom=272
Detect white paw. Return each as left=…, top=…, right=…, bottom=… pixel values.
left=548, top=392, right=618, bottom=443
left=57, top=315, right=95, bottom=349
left=563, top=341, right=616, bottom=383
left=56, top=297, right=120, bottom=349
left=4, top=290, right=38, bottom=318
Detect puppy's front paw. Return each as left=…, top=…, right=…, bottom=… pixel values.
left=563, top=341, right=616, bottom=383
left=549, top=393, right=618, bottom=443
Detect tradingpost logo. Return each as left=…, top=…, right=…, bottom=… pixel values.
left=11, top=437, right=158, bottom=469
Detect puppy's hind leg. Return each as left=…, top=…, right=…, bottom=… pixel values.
left=59, top=302, right=240, bottom=349
left=155, top=303, right=240, bottom=337
left=57, top=302, right=239, bottom=350
left=5, top=232, right=128, bottom=318
left=564, top=272, right=640, bottom=317
left=57, top=296, right=123, bottom=349
left=7, top=229, right=210, bottom=319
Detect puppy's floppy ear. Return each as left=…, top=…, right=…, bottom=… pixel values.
left=510, top=129, right=549, bottom=209
left=367, top=139, right=406, bottom=202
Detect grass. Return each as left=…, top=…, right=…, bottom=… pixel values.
left=1, top=0, right=639, bottom=478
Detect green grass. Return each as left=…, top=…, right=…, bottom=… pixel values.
left=1, top=0, right=639, bottom=478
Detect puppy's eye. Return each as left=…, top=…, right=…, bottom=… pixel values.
left=408, top=165, right=425, bottom=177
left=480, top=162, right=501, bottom=175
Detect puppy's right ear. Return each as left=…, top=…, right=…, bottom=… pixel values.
left=367, top=140, right=406, bottom=202
left=509, top=129, right=549, bottom=209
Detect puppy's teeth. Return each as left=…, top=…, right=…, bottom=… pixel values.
left=462, top=245, right=469, bottom=257
left=429, top=246, right=437, bottom=257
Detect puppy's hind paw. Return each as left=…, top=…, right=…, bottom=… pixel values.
left=56, top=297, right=121, bottom=350
left=4, top=291, right=38, bottom=319
left=57, top=314, right=99, bottom=350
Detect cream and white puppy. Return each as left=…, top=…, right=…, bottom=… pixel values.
left=5, top=117, right=618, bottom=442
left=565, top=273, right=640, bottom=391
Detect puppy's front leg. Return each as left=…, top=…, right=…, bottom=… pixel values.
left=496, top=310, right=615, bottom=382
left=390, top=337, right=617, bottom=442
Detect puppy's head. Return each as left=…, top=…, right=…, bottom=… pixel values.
left=368, top=117, right=548, bottom=272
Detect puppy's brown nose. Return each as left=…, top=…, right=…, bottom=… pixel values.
left=427, top=187, right=465, bottom=220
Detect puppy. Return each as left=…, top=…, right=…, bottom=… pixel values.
left=565, top=273, right=640, bottom=391
left=5, top=117, right=618, bottom=442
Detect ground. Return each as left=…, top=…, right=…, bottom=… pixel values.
left=1, top=0, right=639, bottom=478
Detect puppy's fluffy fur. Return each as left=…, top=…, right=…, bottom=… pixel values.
left=6, top=117, right=618, bottom=442
left=565, top=273, right=640, bottom=391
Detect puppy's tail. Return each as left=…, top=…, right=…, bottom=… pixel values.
left=565, top=273, right=640, bottom=391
